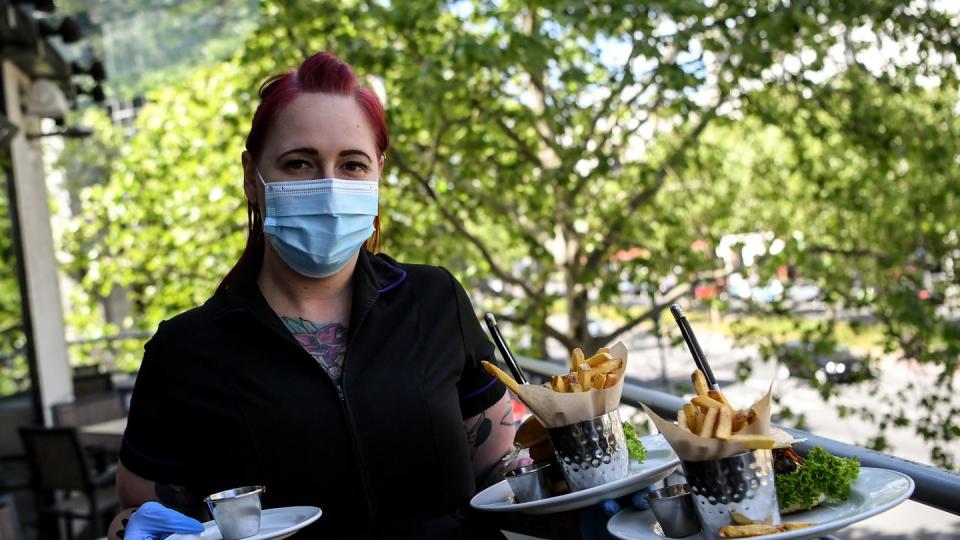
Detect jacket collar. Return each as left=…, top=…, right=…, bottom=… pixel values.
left=213, top=249, right=407, bottom=335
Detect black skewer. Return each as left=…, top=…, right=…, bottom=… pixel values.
left=669, top=304, right=720, bottom=390
left=484, top=313, right=528, bottom=385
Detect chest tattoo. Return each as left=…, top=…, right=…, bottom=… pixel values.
left=282, top=316, right=348, bottom=385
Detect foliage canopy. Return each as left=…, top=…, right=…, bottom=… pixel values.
left=12, top=0, right=959, bottom=467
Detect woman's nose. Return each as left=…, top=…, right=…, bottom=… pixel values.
left=320, top=163, right=337, bottom=178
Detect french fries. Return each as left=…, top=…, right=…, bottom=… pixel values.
left=682, top=403, right=699, bottom=432
left=719, top=522, right=813, bottom=538
left=548, top=347, right=624, bottom=392
left=692, top=395, right=726, bottom=412
left=587, top=352, right=615, bottom=367
left=577, top=363, right=591, bottom=389
left=730, top=434, right=775, bottom=449
left=699, top=407, right=719, bottom=437
left=674, top=369, right=768, bottom=444
left=692, top=369, right=710, bottom=396
left=708, top=389, right=729, bottom=407
left=485, top=346, right=623, bottom=395
left=570, top=347, right=585, bottom=371
left=715, top=407, right=733, bottom=440
left=719, top=524, right=780, bottom=538
left=481, top=361, right=522, bottom=394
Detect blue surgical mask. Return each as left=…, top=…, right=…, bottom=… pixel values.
left=259, top=171, right=378, bottom=278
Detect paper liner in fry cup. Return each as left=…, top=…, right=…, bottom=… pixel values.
left=641, top=385, right=774, bottom=462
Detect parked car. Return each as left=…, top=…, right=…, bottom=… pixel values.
left=775, top=342, right=873, bottom=385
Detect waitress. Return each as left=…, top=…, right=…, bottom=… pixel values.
left=109, top=51, right=516, bottom=539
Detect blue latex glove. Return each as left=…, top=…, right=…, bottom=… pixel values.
left=580, top=487, right=654, bottom=540
left=123, top=502, right=205, bottom=540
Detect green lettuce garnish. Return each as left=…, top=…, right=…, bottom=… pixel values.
left=776, top=447, right=860, bottom=511
left=623, top=422, right=647, bottom=463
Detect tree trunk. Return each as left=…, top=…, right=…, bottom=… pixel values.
left=567, top=286, right=591, bottom=349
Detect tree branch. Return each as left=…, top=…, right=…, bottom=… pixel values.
left=441, top=165, right=548, bottom=249
left=490, top=114, right=544, bottom=168
left=570, top=91, right=664, bottom=200
left=495, top=312, right=575, bottom=351
left=583, top=94, right=727, bottom=272
left=599, top=267, right=734, bottom=344
left=581, top=31, right=645, bottom=149
left=425, top=114, right=470, bottom=181
left=389, top=147, right=543, bottom=301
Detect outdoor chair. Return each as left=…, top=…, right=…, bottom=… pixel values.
left=70, top=373, right=113, bottom=399
left=0, top=393, right=34, bottom=492
left=18, top=427, right=117, bottom=540
left=70, top=366, right=100, bottom=379
left=51, top=393, right=125, bottom=474
left=51, top=393, right=124, bottom=429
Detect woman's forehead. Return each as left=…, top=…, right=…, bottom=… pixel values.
left=267, top=93, right=376, bottom=154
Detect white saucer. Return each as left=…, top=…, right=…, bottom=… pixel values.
left=168, top=506, right=322, bottom=540
left=607, top=467, right=914, bottom=540
left=471, top=434, right=680, bottom=515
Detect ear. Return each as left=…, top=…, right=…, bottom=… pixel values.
left=242, top=151, right=259, bottom=204
left=378, top=153, right=385, bottom=174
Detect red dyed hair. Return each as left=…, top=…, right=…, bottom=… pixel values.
left=217, top=52, right=389, bottom=293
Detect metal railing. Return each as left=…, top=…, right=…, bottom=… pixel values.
left=516, top=356, right=960, bottom=517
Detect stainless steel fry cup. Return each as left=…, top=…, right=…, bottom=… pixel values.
left=682, top=450, right=781, bottom=540
left=546, top=410, right=629, bottom=491
left=504, top=462, right=552, bottom=502
left=204, top=485, right=264, bottom=540
left=645, top=483, right=701, bottom=538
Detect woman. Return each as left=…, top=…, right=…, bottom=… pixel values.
left=109, top=52, right=516, bottom=539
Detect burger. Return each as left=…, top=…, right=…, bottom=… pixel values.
left=771, top=428, right=861, bottom=514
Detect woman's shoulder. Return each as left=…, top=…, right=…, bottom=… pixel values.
left=372, top=252, right=459, bottom=290
left=145, top=296, right=226, bottom=349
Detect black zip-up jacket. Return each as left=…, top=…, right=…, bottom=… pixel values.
left=120, top=250, right=507, bottom=539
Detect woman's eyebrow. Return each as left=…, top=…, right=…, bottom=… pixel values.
left=278, top=147, right=318, bottom=158
left=276, top=148, right=372, bottom=162
left=339, top=149, right=373, bottom=162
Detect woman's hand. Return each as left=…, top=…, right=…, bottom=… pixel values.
left=580, top=487, right=653, bottom=540
left=118, top=502, right=204, bottom=540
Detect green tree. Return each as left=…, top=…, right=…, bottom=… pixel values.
left=57, top=0, right=960, bottom=466
left=62, top=63, right=251, bottom=369
left=714, top=67, right=960, bottom=470
left=239, top=0, right=960, bottom=358
left=0, top=151, right=29, bottom=395
left=60, top=0, right=261, bottom=99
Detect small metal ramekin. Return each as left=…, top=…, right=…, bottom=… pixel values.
left=204, top=485, right=265, bottom=540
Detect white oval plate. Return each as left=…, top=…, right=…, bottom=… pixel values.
left=470, top=434, right=680, bottom=515
left=607, top=467, right=914, bottom=540
left=168, top=506, right=322, bottom=540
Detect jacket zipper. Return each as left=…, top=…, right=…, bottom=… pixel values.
left=265, top=323, right=379, bottom=525
left=331, top=362, right=378, bottom=525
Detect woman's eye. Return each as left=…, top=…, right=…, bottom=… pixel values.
left=342, top=161, right=370, bottom=174
left=283, top=159, right=312, bottom=171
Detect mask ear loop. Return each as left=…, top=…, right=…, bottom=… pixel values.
left=249, top=168, right=265, bottom=239
left=365, top=212, right=381, bottom=253
left=248, top=200, right=263, bottom=240
left=366, top=159, right=384, bottom=253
